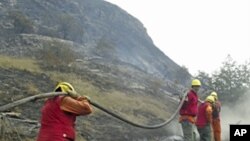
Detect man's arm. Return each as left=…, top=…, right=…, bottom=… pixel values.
left=206, top=105, right=213, bottom=123
left=60, top=96, right=93, bottom=115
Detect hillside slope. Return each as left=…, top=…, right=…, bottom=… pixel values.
left=0, top=54, right=183, bottom=141
left=0, top=0, right=189, bottom=140
left=0, top=0, right=191, bottom=85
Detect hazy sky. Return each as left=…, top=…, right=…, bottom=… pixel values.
left=105, top=0, right=249, bottom=75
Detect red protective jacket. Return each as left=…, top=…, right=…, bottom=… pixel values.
left=196, top=102, right=213, bottom=128
left=36, top=96, right=92, bottom=141
left=179, top=90, right=198, bottom=117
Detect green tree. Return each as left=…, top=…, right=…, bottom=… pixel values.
left=195, top=55, right=250, bottom=103
left=195, top=71, right=213, bottom=90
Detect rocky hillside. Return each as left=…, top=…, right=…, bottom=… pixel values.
left=0, top=54, right=183, bottom=141
left=0, top=0, right=191, bottom=85
left=0, top=0, right=190, bottom=140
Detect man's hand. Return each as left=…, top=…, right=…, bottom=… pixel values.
left=67, top=90, right=79, bottom=99
left=198, top=99, right=204, bottom=103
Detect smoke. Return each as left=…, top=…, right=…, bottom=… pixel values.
left=159, top=90, right=250, bottom=141
left=221, top=90, right=250, bottom=140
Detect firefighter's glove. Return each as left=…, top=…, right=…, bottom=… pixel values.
left=83, top=95, right=91, bottom=102
left=67, top=90, right=80, bottom=99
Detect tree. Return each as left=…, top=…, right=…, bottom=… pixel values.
left=195, top=71, right=213, bottom=90
left=195, top=55, right=250, bottom=103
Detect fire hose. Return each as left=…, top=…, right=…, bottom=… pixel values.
left=0, top=91, right=187, bottom=129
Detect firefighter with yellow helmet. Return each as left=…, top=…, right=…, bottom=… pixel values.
left=179, top=79, right=201, bottom=141
left=196, top=95, right=215, bottom=141
left=210, top=91, right=222, bottom=141
left=37, top=82, right=93, bottom=141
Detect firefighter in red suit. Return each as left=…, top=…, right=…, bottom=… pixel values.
left=196, top=95, right=214, bottom=141
left=36, top=82, right=93, bottom=141
left=179, top=79, right=201, bottom=141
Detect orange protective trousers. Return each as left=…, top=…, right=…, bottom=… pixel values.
left=212, top=118, right=221, bottom=141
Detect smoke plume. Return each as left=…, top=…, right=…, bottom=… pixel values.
left=221, top=91, right=250, bottom=140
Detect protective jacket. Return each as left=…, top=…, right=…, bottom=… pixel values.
left=212, top=101, right=222, bottom=141
left=37, top=96, right=92, bottom=141
left=196, top=102, right=212, bottom=128
left=179, top=90, right=198, bottom=117
left=212, top=101, right=221, bottom=119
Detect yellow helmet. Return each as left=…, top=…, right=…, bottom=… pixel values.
left=205, top=95, right=215, bottom=103
left=54, top=82, right=75, bottom=92
left=191, top=79, right=201, bottom=86
left=210, top=91, right=218, bottom=100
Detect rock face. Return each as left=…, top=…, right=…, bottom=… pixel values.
left=0, top=0, right=191, bottom=85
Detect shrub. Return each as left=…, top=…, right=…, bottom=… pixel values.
left=8, top=10, right=34, bottom=34
left=39, top=40, right=77, bottom=70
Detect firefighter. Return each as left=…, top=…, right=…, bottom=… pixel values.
left=37, top=82, right=93, bottom=141
left=211, top=91, right=221, bottom=141
left=179, top=79, right=201, bottom=141
left=196, top=95, right=214, bottom=141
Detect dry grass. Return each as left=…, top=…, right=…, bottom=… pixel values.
left=46, top=71, right=174, bottom=124
left=26, top=82, right=40, bottom=95
left=0, top=116, right=33, bottom=141
left=0, top=55, right=178, bottom=140
left=0, top=55, right=173, bottom=123
left=94, top=90, right=173, bottom=124
left=0, top=55, right=41, bottom=72
left=46, top=71, right=100, bottom=97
